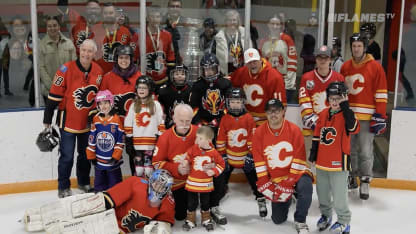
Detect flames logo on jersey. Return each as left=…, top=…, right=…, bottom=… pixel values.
left=103, top=41, right=122, bottom=62
left=173, top=153, right=187, bottom=163
left=264, top=141, right=293, bottom=169
left=227, top=128, right=248, bottom=148
left=114, top=92, right=136, bottom=117
left=320, top=127, right=337, bottom=145
left=146, top=51, right=166, bottom=72
left=345, top=74, right=364, bottom=95
left=75, top=30, right=93, bottom=49
left=243, top=84, right=264, bottom=107
left=193, top=156, right=212, bottom=171
left=136, top=112, right=151, bottom=127
left=96, top=131, right=115, bottom=152
left=311, top=91, right=327, bottom=114
left=121, top=209, right=151, bottom=232
left=202, top=89, right=225, bottom=115
left=73, top=85, right=98, bottom=110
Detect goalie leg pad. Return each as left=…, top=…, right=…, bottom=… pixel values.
left=71, top=192, right=107, bottom=218
left=23, top=207, right=44, bottom=232
left=59, top=209, right=119, bottom=234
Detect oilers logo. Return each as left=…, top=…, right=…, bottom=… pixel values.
left=96, top=131, right=115, bottom=152
left=202, top=89, right=225, bottom=115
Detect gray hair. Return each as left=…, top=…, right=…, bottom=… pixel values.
left=225, top=9, right=241, bottom=26
left=80, top=39, right=97, bottom=53
left=173, top=103, right=193, bottom=117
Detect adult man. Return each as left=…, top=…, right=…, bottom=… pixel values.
left=152, top=104, right=197, bottom=221
left=340, top=33, right=388, bottom=200
left=260, top=15, right=298, bottom=103
left=23, top=169, right=175, bottom=234
left=252, top=98, right=313, bottom=234
left=230, top=48, right=286, bottom=126
left=298, top=45, right=344, bottom=154
left=215, top=10, right=252, bottom=75
left=43, top=39, right=103, bottom=198
left=39, top=16, right=76, bottom=103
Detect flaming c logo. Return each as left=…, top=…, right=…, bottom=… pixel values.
left=135, top=112, right=151, bottom=127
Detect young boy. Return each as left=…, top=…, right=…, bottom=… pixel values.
left=309, top=82, right=360, bottom=234
left=216, top=87, right=267, bottom=218
left=183, top=126, right=225, bottom=231
left=87, top=90, right=125, bottom=192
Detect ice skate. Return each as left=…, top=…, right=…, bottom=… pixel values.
left=256, top=197, right=267, bottom=218
left=295, top=221, right=310, bottom=234
left=330, top=222, right=350, bottom=234
left=210, top=206, right=227, bottom=225
left=317, top=215, right=332, bottom=231
left=201, top=210, right=215, bottom=231
left=182, top=211, right=196, bottom=231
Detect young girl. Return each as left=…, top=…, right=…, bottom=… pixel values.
left=124, top=75, right=165, bottom=178
left=86, top=90, right=125, bottom=192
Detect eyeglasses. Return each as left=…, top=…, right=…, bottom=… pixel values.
left=328, top=97, right=342, bottom=102
left=266, top=109, right=282, bottom=115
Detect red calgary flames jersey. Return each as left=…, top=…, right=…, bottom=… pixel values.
left=298, top=69, right=345, bottom=135
left=152, top=125, right=198, bottom=190
left=313, top=108, right=360, bottom=171
left=340, top=54, right=387, bottom=120
left=48, top=61, right=103, bottom=133
left=216, top=113, right=256, bottom=168
left=185, top=145, right=225, bottom=193
left=100, top=70, right=142, bottom=121
left=230, top=59, right=286, bottom=126
left=106, top=176, right=175, bottom=233
left=252, top=120, right=311, bottom=188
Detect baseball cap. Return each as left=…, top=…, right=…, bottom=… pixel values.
left=265, top=98, right=284, bottom=112
left=244, top=48, right=261, bottom=64
left=314, top=45, right=331, bottom=57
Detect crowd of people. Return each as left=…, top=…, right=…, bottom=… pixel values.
left=20, top=0, right=391, bottom=234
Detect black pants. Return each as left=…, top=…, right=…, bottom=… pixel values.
left=224, top=166, right=263, bottom=199
left=188, top=191, right=210, bottom=212
left=173, top=187, right=188, bottom=220
left=209, top=172, right=226, bottom=207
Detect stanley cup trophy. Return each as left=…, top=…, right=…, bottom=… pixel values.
left=182, top=18, right=203, bottom=83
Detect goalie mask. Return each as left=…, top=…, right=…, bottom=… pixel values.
left=36, top=127, right=59, bottom=152
left=148, top=169, right=173, bottom=207
left=169, top=64, right=189, bottom=87
left=200, top=53, right=220, bottom=83
left=226, top=87, right=246, bottom=116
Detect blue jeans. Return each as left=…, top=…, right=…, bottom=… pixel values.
left=271, top=174, right=313, bottom=224
left=58, top=130, right=91, bottom=190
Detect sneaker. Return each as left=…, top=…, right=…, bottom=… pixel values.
left=295, top=222, right=310, bottom=234
left=78, top=184, right=93, bottom=193
left=330, top=222, right=350, bottom=234
left=58, top=188, right=72, bottom=198
left=210, top=206, right=227, bottom=225
left=348, top=175, right=358, bottom=190
left=359, top=176, right=370, bottom=200
left=317, top=215, right=332, bottom=231
left=256, top=197, right=267, bottom=217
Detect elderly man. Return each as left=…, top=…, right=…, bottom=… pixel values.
left=252, top=98, right=313, bottom=234
left=152, top=103, right=197, bottom=221
left=43, top=39, right=103, bottom=198
left=39, top=15, right=76, bottom=103
left=230, top=48, right=286, bottom=126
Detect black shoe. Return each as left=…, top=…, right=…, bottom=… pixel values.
left=5, top=90, right=13, bottom=96
left=348, top=175, right=358, bottom=190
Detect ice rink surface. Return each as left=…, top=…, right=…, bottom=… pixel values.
left=1, top=183, right=415, bottom=234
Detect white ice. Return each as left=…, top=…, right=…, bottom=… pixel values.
left=1, top=183, right=415, bottom=234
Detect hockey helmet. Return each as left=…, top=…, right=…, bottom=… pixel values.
left=135, top=75, right=155, bottom=94
left=203, top=17, right=216, bottom=28
left=226, top=87, right=246, bottom=115
left=200, top=53, right=220, bottom=83
left=95, top=90, right=114, bottom=113
left=114, top=45, right=134, bottom=64
left=326, top=82, right=348, bottom=100
left=148, top=169, right=174, bottom=207
left=360, top=23, right=376, bottom=39
left=332, top=36, right=341, bottom=49
left=350, top=33, right=368, bottom=50
left=169, top=64, right=189, bottom=87
left=36, top=127, right=59, bottom=152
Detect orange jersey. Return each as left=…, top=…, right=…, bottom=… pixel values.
left=216, top=113, right=256, bottom=168
left=106, top=177, right=175, bottom=233
left=230, top=59, right=286, bottom=126
left=152, top=125, right=198, bottom=190
left=101, top=70, right=142, bottom=121
left=340, top=54, right=387, bottom=120
left=298, top=69, right=345, bottom=135
left=313, top=108, right=360, bottom=171
left=252, top=120, right=311, bottom=188
left=185, top=145, right=225, bottom=193
left=48, top=60, right=103, bottom=133
left=71, top=18, right=100, bottom=55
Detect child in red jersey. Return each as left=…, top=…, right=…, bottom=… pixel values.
left=309, top=82, right=360, bottom=234
left=183, top=126, right=225, bottom=231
